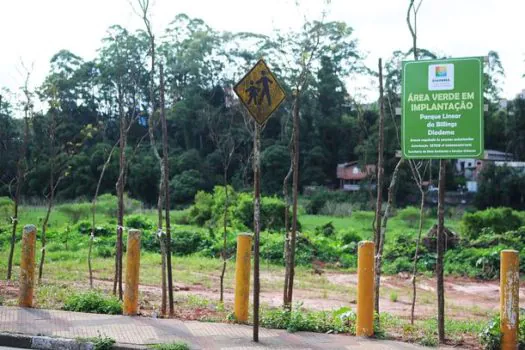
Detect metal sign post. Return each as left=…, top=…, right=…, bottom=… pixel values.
left=234, top=59, right=286, bottom=342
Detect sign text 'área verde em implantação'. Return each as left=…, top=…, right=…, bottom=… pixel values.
left=402, top=57, right=484, bottom=159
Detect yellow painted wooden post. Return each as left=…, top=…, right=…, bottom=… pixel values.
left=356, top=240, right=375, bottom=336
left=123, top=229, right=141, bottom=316
left=234, top=233, right=252, bottom=322
left=19, top=225, right=37, bottom=307
left=500, top=249, right=519, bottom=350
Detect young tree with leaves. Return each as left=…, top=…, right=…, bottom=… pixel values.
left=6, top=68, right=33, bottom=280
left=136, top=0, right=174, bottom=315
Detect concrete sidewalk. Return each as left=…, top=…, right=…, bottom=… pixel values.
left=0, top=306, right=429, bottom=349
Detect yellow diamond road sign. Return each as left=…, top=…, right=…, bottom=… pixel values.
left=234, top=59, right=286, bottom=125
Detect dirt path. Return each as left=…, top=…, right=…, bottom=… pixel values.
left=2, top=270, right=520, bottom=322
left=95, top=271, right=522, bottom=321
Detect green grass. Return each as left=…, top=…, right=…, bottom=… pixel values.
left=299, top=212, right=459, bottom=240
left=150, top=342, right=190, bottom=350
left=299, top=214, right=372, bottom=233
left=0, top=204, right=495, bottom=349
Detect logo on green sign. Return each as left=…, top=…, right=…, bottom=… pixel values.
left=402, top=57, right=484, bottom=159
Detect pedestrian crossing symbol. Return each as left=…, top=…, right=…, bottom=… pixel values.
left=234, top=59, right=286, bottom=125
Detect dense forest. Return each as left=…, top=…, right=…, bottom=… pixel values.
left=1, top=14, right=524, bottom=208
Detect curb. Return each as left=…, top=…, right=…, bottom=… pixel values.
left=0, top=333, right=31, bottom=349
left=0, top=332, right=147, bottom=349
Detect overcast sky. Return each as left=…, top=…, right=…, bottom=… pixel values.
left=1, top=0, right=524, bottom=106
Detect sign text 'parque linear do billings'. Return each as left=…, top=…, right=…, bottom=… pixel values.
left=402, top=57, right=484, bottom=159
left=234, top=59, right=286, bottom=124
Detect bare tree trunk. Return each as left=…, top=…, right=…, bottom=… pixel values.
left=374, top=158, right=403, bottom=317
left=114, top=87, right=126, bottom=300
left=7, top=85, right=31, bottom=280
left=219, top=168, right=228, bottom=302
left=138, top=0, right=169, bottom=316
left=282, top=160, right=293, bottom=307
left=286, top=94, right=300, bottom=306
left=91, top=141, right=118, bottom=288
left=410, top=190, right=425, bottom=324
left=7, top=172, right=22, bottom=280
left=157, top=177, right=166, bottom=316
left=38, top=103, right=59, bottom=284
left=159, top=232, right=167, bottom=315
left=38, top=175, right=54, bottom=283
left=7, top=186, right=21, bottom=280
left=373, top=58, right=386, bottom=314
left=253, top=123, right=262, bottom=342
left=406, top=0, right=427, bottom=326
left=160, top=64, right=174, bottom=315
left=437, top=160, right=446, bottom=343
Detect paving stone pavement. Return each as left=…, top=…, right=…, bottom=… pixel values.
left=0, top=306, right=432, bottom=349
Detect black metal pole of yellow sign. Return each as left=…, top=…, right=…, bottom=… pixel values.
left=253, top=122, right=261, bottom=342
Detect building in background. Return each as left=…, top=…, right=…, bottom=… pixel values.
left=336, top=162, right=376, bottom=191
left=456, top=149, right=514, bottom=192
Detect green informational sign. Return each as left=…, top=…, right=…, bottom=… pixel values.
left=402, top=57, right=484, bottom=159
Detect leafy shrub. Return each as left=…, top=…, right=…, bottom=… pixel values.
left=383, top=256, right=412, bottom=274
left=0, top=197, right=13, bottom=224
left=151, top=342, right=190, bottom=350
left=57, top=202, right=92, bottom=224
left=63, top=291, right=122, bottom=314
left=461, top=207, right=523, bottom=240
left=259, top=231, right=343, bottom=266
left=294, top=234, right=318, bottom=265
left=171, top=230, right=212, bottom=255
left=75, top=220, right=114, bottom=237
left=90, top=335, right=115, bottom=350
left=397, top=206, right=425, bottom=228
left=389, top=292, right=398, bottom=302
left=170, top=169, right=204, bottom=204
left=142, top=231, right=162, bottom=253
left=189, top=187, right=292, bottom=231
left=337, top=253, right=356, bottom=268
left=188, top=190, right=214, bottom=226
left=259, top=233, right=285, bottom=264
left=172, top=209, right=191, bottom=225
left=125, top=214, right=153, bottom=230
left=382, top=235, right=428, bottom=274
left=445, top=246, right=503, bottom=279
left=235, top=192, right=290, bottom=231
left=96, top=193, right=142, bottom=217
left=479, top=316, right=502, bottom=349
left=141, top=229, right=212, bottom=256
left=95, top=246, right=114, bottom=258
left=319, top=201, right=353, bottom=217
left=339, top=229, right=362, bottom=245
left=309, top=235, right=340, bottom=263
left=203, top=230, right=237, bottom=258
left=46, top=242, right=65, bottom=252
left=260, top=304, right=354, bottom=334
left=305, top=189, right=351, bottom=215
left=315, top=222, right=336, bottom=237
